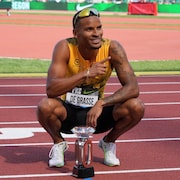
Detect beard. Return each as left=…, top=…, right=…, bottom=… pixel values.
left=91, top=45, right=101, bottom=50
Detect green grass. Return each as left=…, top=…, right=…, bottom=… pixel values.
left=130, top=60, right=180, bottom=72
left=0, top=58, right=179, bottom=75
left=0, top=58, right=51, bottom=73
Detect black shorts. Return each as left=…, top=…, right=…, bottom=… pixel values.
left=58, top=99, right=115, bottom=134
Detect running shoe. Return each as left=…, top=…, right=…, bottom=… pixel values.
left=98, top=139, right=120, bottom=166
left=49, top=141, right=69, bottom=167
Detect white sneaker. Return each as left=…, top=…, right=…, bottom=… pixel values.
left=49, top=141, right=69, bottom=167
left=99, top=139, right=120, bottom=166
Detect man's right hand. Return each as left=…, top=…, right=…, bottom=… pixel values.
left=87, top=56, right=111, bottom=78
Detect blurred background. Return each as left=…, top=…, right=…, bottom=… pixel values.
left=0, top=0, right=180, bottom=14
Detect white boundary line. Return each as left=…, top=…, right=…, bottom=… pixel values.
left=142, top=117, right=180, bottom=121
left=0, top=101, right=180, bottom=109
left=0, top=90, right=180, bottom=97
left=0, top=81, right=180, bottom=88
left=0, top=83, right=82, bottom=87
left=0, top=167, right=180, bottom=178
left=0, top=117, right=179, bottom=125
left=107, top=82, right=180, bottom=85
left=145, top=102, right=180, bottom=105
left=0, top=84, right=45, bottom=87
left=95, top=167, right=180, bottom=174
left=0, top=106, right=36, bottom=109
left=0, top=94, right=46, bottom=97
left=140, top=91, right=180, bottom=94
left=0, top=137, right=180, bottom=147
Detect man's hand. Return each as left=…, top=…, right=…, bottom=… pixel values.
left=86, top=100, right=105, bottom=128
left=88, top=56, right=111, bottom=78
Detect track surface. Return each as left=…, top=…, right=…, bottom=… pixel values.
left=0, top=75, right=180, bottom=180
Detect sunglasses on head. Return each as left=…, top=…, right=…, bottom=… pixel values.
left=73, top=8, right=100, bottom=29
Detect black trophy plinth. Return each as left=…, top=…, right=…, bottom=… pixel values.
left=72, top=165, right=94, bottom=178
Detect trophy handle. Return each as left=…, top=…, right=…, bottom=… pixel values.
left=75, top=140, right=80, bottom=166
left=83, top=139, right=92, bottom=167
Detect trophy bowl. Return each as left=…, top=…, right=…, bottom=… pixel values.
left=71, top=126, right=95, bottom=139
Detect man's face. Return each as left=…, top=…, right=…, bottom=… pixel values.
left=73, top=16, right=103, bottom=50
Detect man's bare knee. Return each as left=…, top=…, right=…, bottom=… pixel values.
left=113, top=98, right=144, bottom=121
left=37, top=98, right=51, bottom=114
left=130, top=98, right=145, bottom=119
left=36, top=98, right=58, bottom=121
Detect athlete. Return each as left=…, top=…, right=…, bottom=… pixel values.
left=37, top=8, right=144, bottom=168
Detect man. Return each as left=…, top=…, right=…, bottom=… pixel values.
left=37, top=8, right=144, bottom=168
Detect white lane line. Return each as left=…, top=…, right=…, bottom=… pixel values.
left=0, top=101, right=180, bottom=109
left=145, top=102, right=180, bottom=105
left=138, top=82, right=180, bottom=85
left=142, top=117, right=180, bottom=121
left=0, top=138, right=180, bottom=147
left=0, top=121, right=39, bottom=125
left=0, top=90, right=180, bottom=97
left=115, top=138, right=180, bottom=143
left=107, top=82, right=180, bottom=85
left=140, top=91, right=180, bottom=94
left=0, top=82, right=180, bottom=87
left=0, top=94, right=46, bottom=97
left=0, top=117, right=179, bottom=125
left=105, top=91, right=180, bottom=95
left=0, top=167, right=180, bottom=178
left=0, top=84, right=45, bottom=87
left=0, top=106, right=37, bottom=108
left=95, top=167, right=180, bottom=174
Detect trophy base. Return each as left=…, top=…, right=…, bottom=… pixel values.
left=72, top=165, right=94, bottom=178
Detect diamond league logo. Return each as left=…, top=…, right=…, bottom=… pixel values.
left=76, top=3, right=94, bottom=11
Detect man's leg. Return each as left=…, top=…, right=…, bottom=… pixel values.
left=105, top=98, right=144, bottom=142
left=37, top=97, right=68, bottom=167
left=37, top=97, right=67, bottom=143
left=99, top=98, right=144, bottom=166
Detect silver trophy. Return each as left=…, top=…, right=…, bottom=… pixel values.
left=71, top=126, right=95, bottom=178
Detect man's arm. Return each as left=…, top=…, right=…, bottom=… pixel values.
left=46, top=40, right=87, bottom=98
left=86, top=40, right=139, bottom=127
left=100, top=40, right=139, bottom=106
